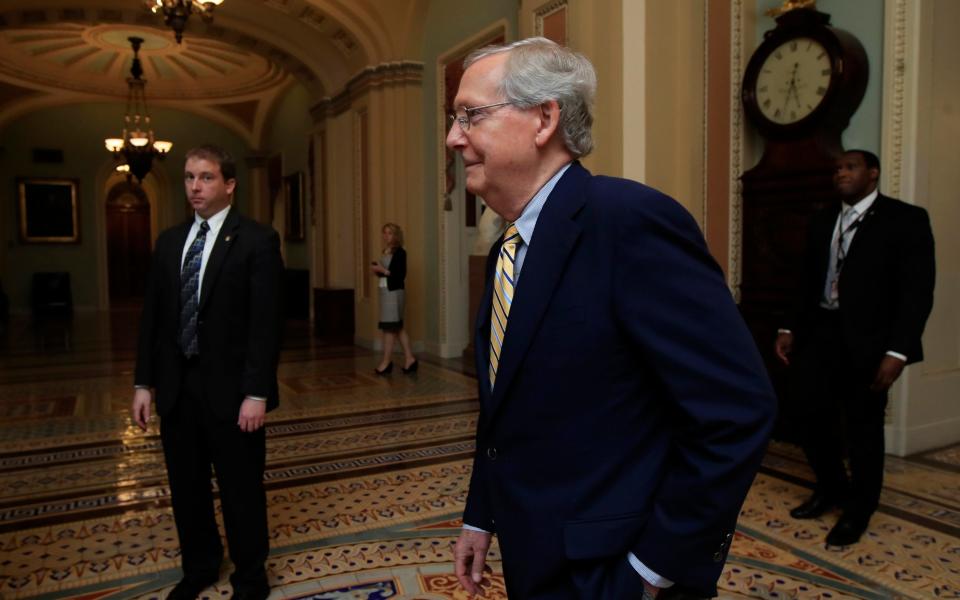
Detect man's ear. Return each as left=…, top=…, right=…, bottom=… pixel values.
left=534, top=100, right=562, bottom=148
left=225, top=178, right=237, bottom=196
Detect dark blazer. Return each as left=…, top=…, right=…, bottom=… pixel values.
left=384, top=246, right=406, bottom=291
left=135, top=208, right=284, bottom=421
left=789, top=194, right=935, bottom=367
left=466, top=162, right=776, bottom=597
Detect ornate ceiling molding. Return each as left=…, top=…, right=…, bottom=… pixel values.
left=310, top=61, right=423, bottom=121
left=0, top=6, right=322, bottom=92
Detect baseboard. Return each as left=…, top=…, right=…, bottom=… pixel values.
left=424, top=340, right=467, bottom=359
left=886, top=415, right=960, bottom=456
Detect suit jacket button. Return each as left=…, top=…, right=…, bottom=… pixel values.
left=725, top=533, right=734, bottom=542
left=713, top=551, right=724, bottom=562
left=486, top=447, right=498, bottom=460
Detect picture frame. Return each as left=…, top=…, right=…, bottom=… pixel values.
left=17, top=178, right=80, bottom=243
left=284, top=171, right=305, bottom=241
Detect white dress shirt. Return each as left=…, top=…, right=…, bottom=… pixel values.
left=181, top=205, right=231, bottom=302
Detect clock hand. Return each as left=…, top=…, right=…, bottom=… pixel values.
left=784, top=63, right=801, bottom=110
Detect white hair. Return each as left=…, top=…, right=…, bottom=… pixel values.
left=465, top=37, right=596, bottom=157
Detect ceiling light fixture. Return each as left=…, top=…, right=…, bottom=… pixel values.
left=147, top=0, right=226, bottom=44
left=104, top=36, right=172, bottom=183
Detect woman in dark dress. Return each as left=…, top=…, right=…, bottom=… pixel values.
left=370, top=223, right=417, bottom=375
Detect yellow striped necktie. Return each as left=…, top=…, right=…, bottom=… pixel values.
left=489, top=224, right=521, bottom=389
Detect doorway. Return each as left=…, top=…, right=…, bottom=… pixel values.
left=105, top=181, right=151, bottom=303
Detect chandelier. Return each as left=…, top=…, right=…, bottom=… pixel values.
left=104, top=37, right=172, bottom=183
left=147, top=0, right=226, bottom=44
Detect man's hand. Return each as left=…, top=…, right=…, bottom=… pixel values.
left=238, top=398, right=266, bottom=432
left=454, top=529, right=492, bottom=596
left=774, top=331, right=794, bottom=365
left=132, top=388, right=153, bottom=431
left=871, top=355, right=905, bottom=392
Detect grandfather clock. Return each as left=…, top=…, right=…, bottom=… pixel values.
left=739, top=6, right=868, bottom=435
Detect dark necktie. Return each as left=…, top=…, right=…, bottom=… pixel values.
left=179, top=220, right=210, bottom=357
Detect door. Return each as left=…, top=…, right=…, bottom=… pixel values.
left=106, top=182, right=151, bottom=302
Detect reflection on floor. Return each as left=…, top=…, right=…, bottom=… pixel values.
left=0, top=311, right=958, bottom=599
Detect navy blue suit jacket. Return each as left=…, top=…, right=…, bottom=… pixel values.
left=135, top=208, right=284, bottom=421
left=466, top=162, right=776, bottom=597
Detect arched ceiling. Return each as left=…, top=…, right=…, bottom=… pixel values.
left=0, top=23, right=286, bottom=100
left=0, top=0, right=423, bottom=146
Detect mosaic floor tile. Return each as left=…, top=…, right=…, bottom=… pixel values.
left=1, top=314, right=959, bottom=599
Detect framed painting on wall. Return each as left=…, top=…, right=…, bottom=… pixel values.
left=17, top=178, right=80, bottom=243
left=284, top=171, right=305, bottom=241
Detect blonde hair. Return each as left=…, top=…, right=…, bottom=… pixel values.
left=382, top=222, right=404, bottom=249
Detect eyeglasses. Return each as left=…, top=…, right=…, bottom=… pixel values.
left=447, top=101, right=516, bottom=132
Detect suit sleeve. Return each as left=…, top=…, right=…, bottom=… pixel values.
left=241, top=228, right=284, bottom=400
left=134, top=238, right=165, bottom=387
left=887, top=207, right=935, bottom=358
left=462, top=243, right=502, bottom=533
left=613, top=192, right=776, bottom=593
left=387, top=247, right=407, bottom=291
left=463, top=452, right=495, bottom=532
left=785, top=213, right=830, bottom=335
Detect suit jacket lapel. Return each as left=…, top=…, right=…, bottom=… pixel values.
left=486, top=163, right=588, bottom=419
left=474, top=248, right=498, bottom=404
left=171, top=219, right=194, bottom=284
left=198, top=208, right=240, bottom=314
left=841, top=194, right=886, bottom=268
left=812, top=204, right=840, bottom=284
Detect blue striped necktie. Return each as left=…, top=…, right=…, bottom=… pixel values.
left=489, top=224, right=520, bottom=389
left=179, top=220, right=209, bottom=357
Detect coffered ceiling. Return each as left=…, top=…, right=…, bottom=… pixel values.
left=0, top=0, right=427, bottom=145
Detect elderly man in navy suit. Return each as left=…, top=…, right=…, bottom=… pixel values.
left=776, top=150, right=935, bottom=546
left=445, top=38, right=776, bottom=599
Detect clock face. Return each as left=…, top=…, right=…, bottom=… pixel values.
left=754, top=37, right=833, bottom=125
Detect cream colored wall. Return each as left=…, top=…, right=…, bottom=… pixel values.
left=622, top=0, right=645, bottom=184
left=324, top=111, right=357, bottom=292
left=642, top=1, right=706, bottom=224
left=885, top=0, right=960, bottom=455
left=360, top=82, right=425, bottom=350
left=318, top=79, right=425, bottom=350
left=518, top=1, right=623, bottom=180
left=519, top=1, right=706, bottom=221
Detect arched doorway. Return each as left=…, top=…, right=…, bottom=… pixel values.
left=105, top=181, right=151, bottom=303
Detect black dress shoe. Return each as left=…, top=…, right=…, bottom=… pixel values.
left=826, top=513, right=869, bottom=546
left=789, top=492, right=840, bottom=519
left=374, top=361, right=393, bottom=375
left=230, top=583, right=270, bottom=600
left=167, top=575, right=219, bottom=600
left=402, top=359, right=418, bottom=374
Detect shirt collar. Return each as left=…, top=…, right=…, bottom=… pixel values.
left=513, top=162, right=572, bottom=246
left=845, top=189, right=878, bottom=218
left=196, top=204, right=231, bottom=229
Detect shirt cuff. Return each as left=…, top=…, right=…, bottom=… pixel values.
left=777, top=328, right=793, bottom=335
left=627, top=552, right=673, bottom=588
left=462, top=523, right=490, bottom=533
left=134, top=385, right=151, bottom=390
left=245, top=396, right=267, bottom=402
left=885, top=351, right=908, bottom=362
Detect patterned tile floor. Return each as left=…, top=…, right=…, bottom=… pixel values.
left=0, top=312, right=958, bottom=599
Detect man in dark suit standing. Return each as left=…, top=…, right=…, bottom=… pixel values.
left=132, top=145, right=283, bottom=600
left=775, top=150, right=935, bottom=546
left=445, top=38, right=776, bottom=599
